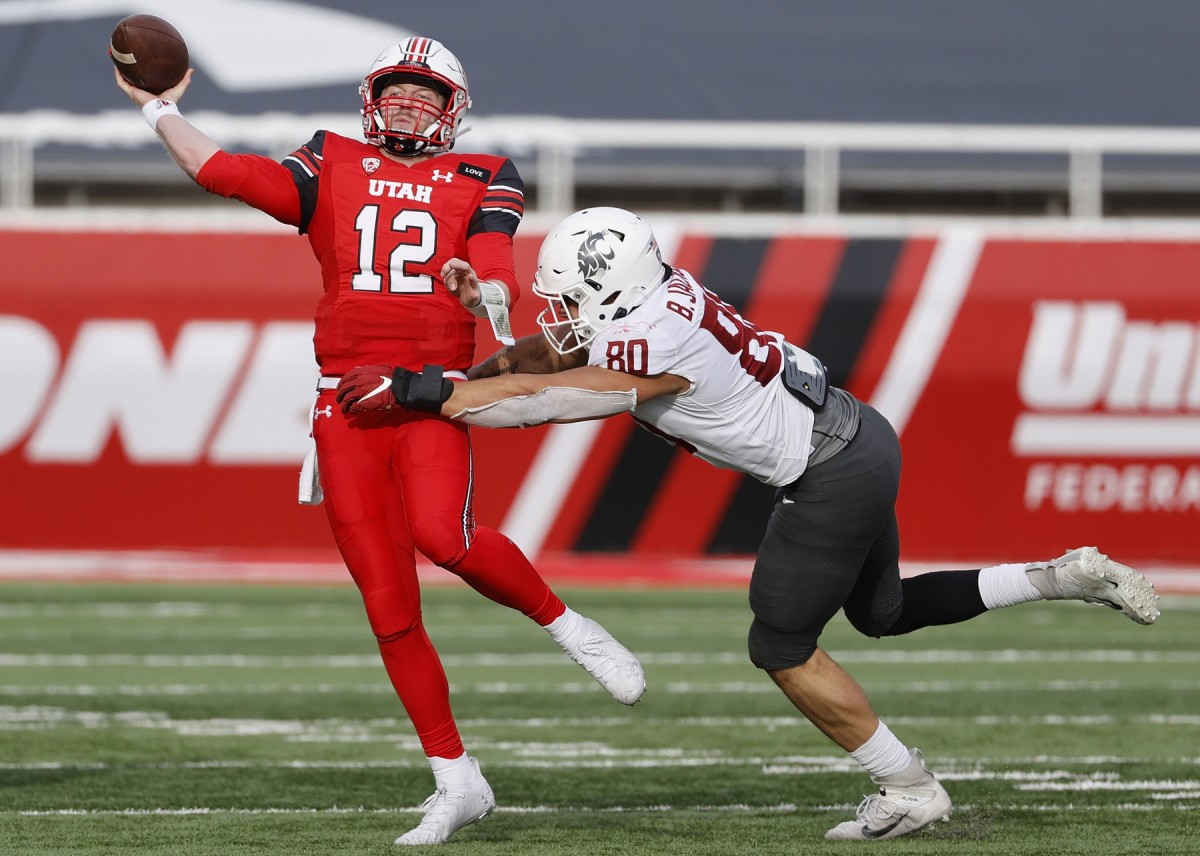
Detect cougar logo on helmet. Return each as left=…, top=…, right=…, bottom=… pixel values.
left=577, top=231, right=620, bottom=284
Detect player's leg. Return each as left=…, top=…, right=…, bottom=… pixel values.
left=396, top=414, right=552, bottom=611
left=751, top=550, right=950, bottom=840
left=839, top=399, right=1156, bottom=636
left=397, top=415, right=644, bottom=704
left=810, top=518, right=953, bottom=840
left=750, top=400, right=950, bottom=840
left=316, top=403, right=462, bottom=755
left=454, top=524, right=646, bottom=705
left=747, top=434, right=896, bottom=753
left=747, top=412, right=901, bottom=751
left=315, top=404, right=492, bottom=844
left=841, top=512, right=990, bottom=637
left=845, top=527, right=1160, bottom=635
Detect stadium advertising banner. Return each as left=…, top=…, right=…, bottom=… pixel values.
left=1, top=226, right=1197, bottom=568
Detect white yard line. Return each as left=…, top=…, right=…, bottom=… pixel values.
left=12, top=800, right=1195, bottom=818
left=1, top=649, right=1196, bottom=667
left=3, top=758, right=1197, bottom=774
left=4, top=705, right=1200, bottom=739
left=4, top=680, right=1200, bottom=697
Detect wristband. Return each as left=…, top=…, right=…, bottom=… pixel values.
left=394, top=365, right=454, bottom=413
left=142, top=98, right=181, bottom=133
left=474, top=280, right=515, bottom=345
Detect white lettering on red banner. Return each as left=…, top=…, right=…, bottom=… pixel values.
left=1014, top=301, right=1200, bottom=456
left=1024, top=462, right=1200, bottom=512
left=1015, top=300, right=1200, bottom=514
left=3, top=316, right=316, bottom=464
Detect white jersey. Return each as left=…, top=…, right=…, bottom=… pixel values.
left=587, top=268, right=818, bottom=487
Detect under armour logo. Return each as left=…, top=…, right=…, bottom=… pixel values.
left=431, top=169, right=453, bottom=182
left=314, top=405, right=333, bottom=419
left=577, top=230, right=620, bottom=284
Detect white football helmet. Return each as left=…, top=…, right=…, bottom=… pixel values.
left=360, top=37, right=470, bottom=155
left=533, top=207, right=668, bottom=355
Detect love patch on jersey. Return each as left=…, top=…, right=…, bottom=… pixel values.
left=457, top=162, right=492, bottom=183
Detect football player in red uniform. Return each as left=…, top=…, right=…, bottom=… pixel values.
left=342, top=206, right=1163, bottom=843
left=115, top=40, right=645, bottom=846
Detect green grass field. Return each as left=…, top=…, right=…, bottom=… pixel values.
left=0, top=580, right=1196, bottom=855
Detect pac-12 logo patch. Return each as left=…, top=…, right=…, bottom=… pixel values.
left=361, top=157, right=381, bottom=175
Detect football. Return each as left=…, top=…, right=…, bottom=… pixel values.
left=109, top=14, right=189, bottom=95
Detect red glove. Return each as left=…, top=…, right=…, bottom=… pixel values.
left=335, top=365, right=398, bottom=414
left=335, top=365, right=454, bottom=415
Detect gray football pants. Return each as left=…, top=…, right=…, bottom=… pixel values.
left=747, top=400, right=906, bottom=671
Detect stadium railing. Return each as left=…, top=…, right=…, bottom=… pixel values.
left=4, top=112, right=1200, bottom=217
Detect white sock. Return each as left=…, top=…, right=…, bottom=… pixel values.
left=978, top=562, right=1042, bottom=608
left=545, top=606, right=584, bottom=645
left=850, top=720, right=913, bottom=781
left=429, top=753, right=475, bottom=790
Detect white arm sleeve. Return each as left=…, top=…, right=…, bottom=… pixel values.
left=450, top=385, right=637, bottom=428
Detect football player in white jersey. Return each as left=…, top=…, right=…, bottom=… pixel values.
left=336, top=207, right=1161, bottom=842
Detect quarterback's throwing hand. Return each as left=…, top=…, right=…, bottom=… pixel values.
left=335, top=365, right=398, bottom=414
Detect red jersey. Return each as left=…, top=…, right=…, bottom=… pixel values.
left=197, top=131, right=525, bottom=374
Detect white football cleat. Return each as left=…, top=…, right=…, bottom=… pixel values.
left=825, top=750, right=952, bottom=841
left=1025, top=546, right=1160, bottom=625
left=394, top=757, right=495, bottom=846
left=557, top=616, right=646, bottom=705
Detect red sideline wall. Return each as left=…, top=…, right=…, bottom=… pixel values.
left=2, top=225, right=1198, bottom=569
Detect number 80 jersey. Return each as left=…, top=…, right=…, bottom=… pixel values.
left=286, top=131, right=524, bottom=375
left=587, top=268, right=817, bottom=487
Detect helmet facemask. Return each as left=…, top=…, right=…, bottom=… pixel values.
left=534, top=286, right=601, bottom=355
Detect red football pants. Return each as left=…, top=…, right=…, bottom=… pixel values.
left=312, top=392, right=565, bottom=758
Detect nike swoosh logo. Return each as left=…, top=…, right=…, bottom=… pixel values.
left=364, top=375, right=392, bottom=401
left=780, top=497, right=795, bottom=505
left=861, top=818, right=903, bottom=839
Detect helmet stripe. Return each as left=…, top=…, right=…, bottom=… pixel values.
left=403, top=37, right=432, bottom=63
